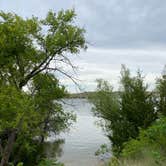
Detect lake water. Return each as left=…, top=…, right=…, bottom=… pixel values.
left=48, top=98, right=110, bottom=166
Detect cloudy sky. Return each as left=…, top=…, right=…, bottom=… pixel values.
left=1, top=0, right=166, bottom=92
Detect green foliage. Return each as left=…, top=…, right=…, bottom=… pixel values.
left=109, top=66, right=166, bottom=165
left=38, top=159, right=64, bottom=166
left=0, top=9, right=86, bottom=165
left=95, top=144, right=109, bottom=156
left=0, top=86, right=37, bottom=132
left=108, top=157, right=121, bottom=166
left=120, top=65, right=156, bottom=129
left=121, top=117, right=166, bottom=165
left=32, top=73, right=76, bottom=139
left=89, top=65, right=157, bottom=155
left=8, top=162, right=23, bottom=166
left=156, top=74, right=166, bottom=116
left=0, top=74, right=73, bottom=165
left=0, top=9, right=86, bottom=89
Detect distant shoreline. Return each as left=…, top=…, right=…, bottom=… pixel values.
left=68, top=91, right=96, bottom=98
left=68, top=91, right=121, bottom=99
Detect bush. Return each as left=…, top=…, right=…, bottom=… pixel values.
left=89, top=65, right=157, bottom=155
left=38, top=159, right=64, bottom=166
left=121, top=117, right=166, bottom=165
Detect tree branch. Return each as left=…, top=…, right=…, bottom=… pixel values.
left=47, top=67, right=81, bottom=88
left=0, top=139, right=3, bottom=156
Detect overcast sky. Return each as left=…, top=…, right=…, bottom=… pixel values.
left=1, top=0, right=166, bottom=92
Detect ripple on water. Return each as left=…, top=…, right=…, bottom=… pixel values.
left=48, top=98, right=110, bottom=166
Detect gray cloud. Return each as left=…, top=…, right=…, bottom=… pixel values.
left=74, top=0, right=166, bottom=48
left=1, top=0, right=166, bottom=48
left=1, top=0, right=166, bottom=92
left=59, top=48, right=166, bottom=92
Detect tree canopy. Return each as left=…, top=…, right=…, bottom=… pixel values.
left=0, top=10, right=86, bottom=89
left=89, top=65, right=157, bottom=155
left=0, top=9, right=86, bottom=166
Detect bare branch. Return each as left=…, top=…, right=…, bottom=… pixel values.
left=47, top=67, right=81, bottom=88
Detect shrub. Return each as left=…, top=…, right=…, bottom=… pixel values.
left=89, top=65, right=157, bottom=155
left=121, top=117, right=166, bottom=165
left=38, top=159, right=64, bottom=166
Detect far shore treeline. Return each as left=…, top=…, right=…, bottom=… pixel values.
left=69, top=91, right=157, bottom=99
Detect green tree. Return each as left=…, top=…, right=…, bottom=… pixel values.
left=156, top=65, right=166, bottom=116
left=32, top=73, right=75, bottom=143
left=0, top=10, right=86, bottom=166
left=90, top=65, right=157, bottom=155
left=120, top=65, right=157, bottom=131
left=121, top=117, right=166, bottom=165
left=5, top=74, right=74, bottom=166
left=0, top=86, right=39, bottom=165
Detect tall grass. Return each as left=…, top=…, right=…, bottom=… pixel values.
left=108, top=158, right=165, bottom=166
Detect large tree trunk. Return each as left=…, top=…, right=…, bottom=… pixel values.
left=0, top=130, right=17, bottom=166
left=0, top=90, right=24, bottom=166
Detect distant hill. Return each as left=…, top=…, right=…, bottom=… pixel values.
left=68, top=91, right=96, bottom=98
left=68, top=91, right=120, bottom=99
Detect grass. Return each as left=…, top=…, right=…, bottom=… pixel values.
left=107, top=156, right=166, bottom=166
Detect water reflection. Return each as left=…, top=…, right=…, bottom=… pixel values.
left=44, top=139, right=65, bottom=159
left=47, top=99, right=110, bottom=166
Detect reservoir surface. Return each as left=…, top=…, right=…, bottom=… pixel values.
left=48, top=98, right=109, bottom=166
